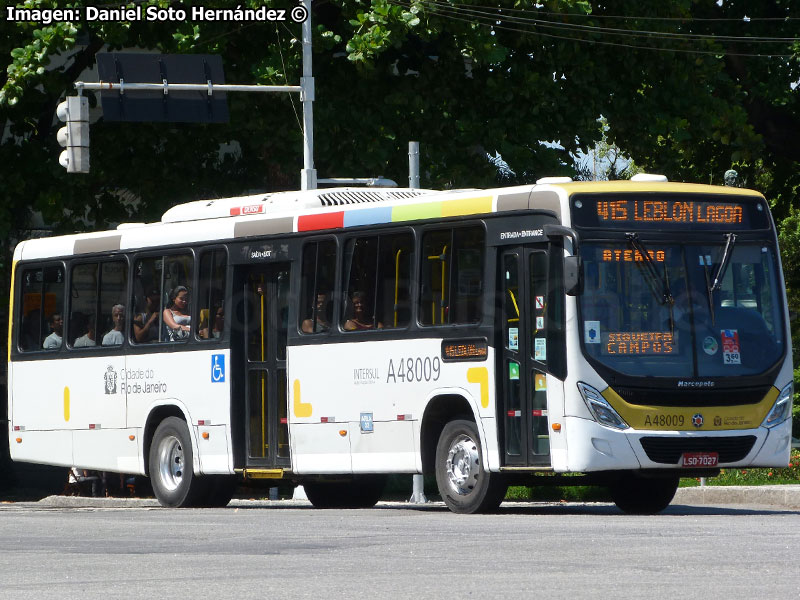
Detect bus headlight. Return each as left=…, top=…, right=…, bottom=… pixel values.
left=762, top=382, right=793, bottom=428
left=577, top=382, right=629, bottom=430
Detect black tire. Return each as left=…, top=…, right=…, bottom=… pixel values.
left=435, top=419, right=507, bottom=514
left=609, top=473, right=679, bottom=515
left=149, top=417, right=205, bottom=508
left=304, top=475, right=387, bottom=509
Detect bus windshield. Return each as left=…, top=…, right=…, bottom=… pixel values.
left=579, top=240, right=785, bottom=378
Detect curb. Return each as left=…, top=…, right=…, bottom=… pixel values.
left=674, top=485, right=800, bottom=509
left=25, top=486, right=800, bottom=510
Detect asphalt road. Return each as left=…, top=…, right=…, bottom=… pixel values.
left=0, top=499, right=798, bottom=599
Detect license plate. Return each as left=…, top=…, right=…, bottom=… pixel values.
left=682, top=452, right=719, bottom=467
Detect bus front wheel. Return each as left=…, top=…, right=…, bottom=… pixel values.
left=609, top=472, right=679, bottom=515
left=149, top=417, right=205, bottom=508
left=435, top=419, right=506, bottom=514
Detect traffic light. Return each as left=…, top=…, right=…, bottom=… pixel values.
left=56, top=95, right=89, bottom=173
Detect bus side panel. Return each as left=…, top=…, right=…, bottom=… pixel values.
left=194, top=424, right=232, bottom=474
left=73, top=428, right=141, bottom=473
left=288, top=339, right=495, bottom=474
left=291, top=423, right=352, bottom=474
left=125, top=349, right=233, bottom=475
left=11, top=357, right=126, bottom=431
left=10, top=429, right=74, bottom=467
left=348, top=420, right=415, bottom=472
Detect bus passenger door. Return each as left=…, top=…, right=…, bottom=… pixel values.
left=498, top=246, right=551, bottom=467
left=236, top=264, right=291, bottom=469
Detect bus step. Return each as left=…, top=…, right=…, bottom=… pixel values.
left=237, top=468, right=287, bottom=480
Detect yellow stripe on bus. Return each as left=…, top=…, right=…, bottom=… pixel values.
left=602, top=385, right=778, bottom=431
left=553, top=180, right=765, bottom=198
left=7, top=260, right=16, bottom=363
left=467, top=367, right=490, bottom=409
left=63, top=386, right=70, bottom=422
left=293, top=379, right=312, bottom=418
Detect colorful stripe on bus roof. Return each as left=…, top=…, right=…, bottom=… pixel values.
left=296, top=195, right=494, bottom=232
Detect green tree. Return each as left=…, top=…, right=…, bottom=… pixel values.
left=2, top=0, right=800, bottom=354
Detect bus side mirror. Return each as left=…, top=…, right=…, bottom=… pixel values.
left=543, top=224, right=582, bottom=296
left=564, top=255, right=582, bottom=296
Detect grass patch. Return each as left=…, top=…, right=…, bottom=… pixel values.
left=506, top=485, right=611, bottom=502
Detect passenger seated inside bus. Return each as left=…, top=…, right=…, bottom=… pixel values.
left=302, top=293, right=331, bottom=333
left=42, top=312, right=63, bottom=349
left=200, top=306, right=225, bottom=339
left=344, top=291, right=383, bottom=331
left=102, top=304, right=125, bottom=346
left=132, top=288, right=161, bottom=343
left=163, top=286, right=191, bottom=341
left=72, top=313, right=96, bottom=347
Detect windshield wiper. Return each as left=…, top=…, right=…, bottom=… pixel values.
left=626, top=233, right=676, bottom=333
left=626, top=233, right=674, bottom=306
left=703, top=232, right=737, bottom=325
left=711, top=233, right=737, bottom=292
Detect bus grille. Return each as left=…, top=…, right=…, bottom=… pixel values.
left=613, top=385, right=771, bottom=407
left=639, top=436, right=757, bottom=465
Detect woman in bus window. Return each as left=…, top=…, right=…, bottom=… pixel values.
left=163, top=286, right=191, bottom=341
left=133, top=288, right=161, bottom=343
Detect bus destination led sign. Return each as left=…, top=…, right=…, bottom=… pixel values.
left=601, top=331, right=676, bottom=355
left=596, top=200, right=742, bottom=225
left=441, top=338, right=488, bottom=362
left=602, top=249, right=665, bottom=263
left=570, top=194, right=768, bottom=231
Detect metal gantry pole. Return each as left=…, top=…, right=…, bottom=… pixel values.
left=300, top=0, right=317, bottom=190
left=408, top=140, right=427, bottom=504
left=408, top=141, right=420, bottom=189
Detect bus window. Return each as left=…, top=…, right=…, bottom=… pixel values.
left=99, top=262, right=128, bottom=346
left=197, top=249, right=227, bottom=341
left=69, top=263, right=98, bottom=348
left=70, top=261, right=128, bottom=349
left=132, top=253, right=192, bottom=343
left=341, top=233, right=413, bottom=331
left=299, top=240, right=336, bottom=334
left=419, top=226, right=484, bottom=325
left=18, top=265, right=64, bottom=352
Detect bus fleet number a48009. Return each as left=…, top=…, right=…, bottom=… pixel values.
left=386, top=356, right=441, bottom=384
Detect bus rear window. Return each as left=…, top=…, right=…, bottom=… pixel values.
left=18, top=265, right=65, bottom=352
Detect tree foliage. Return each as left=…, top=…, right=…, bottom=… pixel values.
left=2, top=0, right=800, bottom=354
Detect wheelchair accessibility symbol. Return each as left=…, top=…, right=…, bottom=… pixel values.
left=211, top=354, right=225, bottom=383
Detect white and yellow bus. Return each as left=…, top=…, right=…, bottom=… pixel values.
left=7, top=176, right=794, bottom=513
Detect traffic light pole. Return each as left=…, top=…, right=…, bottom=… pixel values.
left=300, top=0, right=316, bottom=191
left=71, top=0, right=317, bottom=189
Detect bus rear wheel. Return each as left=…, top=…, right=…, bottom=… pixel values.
left=609, top=472, right=679, bottom=515
left=435, top=419, right=506, bottom=514
left=149, top=417, right=205, bottom=508
left=304, top=475, right=387, bottom=509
